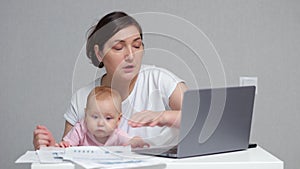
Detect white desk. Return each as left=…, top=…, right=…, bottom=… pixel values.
left=31, top=146, right=283, bottom=169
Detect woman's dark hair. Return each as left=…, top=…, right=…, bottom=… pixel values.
left=86, top=11, right=143, bottom=68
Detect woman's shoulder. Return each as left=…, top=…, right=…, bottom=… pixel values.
left=140, top=64, right=173, bottom=74
left=138, top=64, right=184, bottom=91
left=140, top=64, right=179, bottom=79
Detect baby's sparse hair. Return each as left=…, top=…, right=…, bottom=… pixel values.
left=87, top=86, right=122, bottom=114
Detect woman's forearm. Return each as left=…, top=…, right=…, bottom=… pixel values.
left=161, top=110, right=181, bottom=128
left=62, top=121, right=73, bottom=139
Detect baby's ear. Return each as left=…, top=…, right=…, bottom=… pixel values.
left=116, top=113, right=122, bottom=126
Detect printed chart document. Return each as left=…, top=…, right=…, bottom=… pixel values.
left=37, top=147, right=65, bottom=163
left=15, top=151, right=39, bottom=163
left=15, top=147, right=64, bottom=163
left=62, top=146, right=165, bottom=169
left=16, top=146, right=166, bottom=169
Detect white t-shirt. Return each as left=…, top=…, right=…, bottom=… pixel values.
left=64, top=65, right=184, bottom=145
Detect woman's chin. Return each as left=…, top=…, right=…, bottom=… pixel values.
left=121, top=71, right=138, bottom=81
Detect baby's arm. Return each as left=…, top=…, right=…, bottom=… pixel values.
left=56, top=122, right=82, bottom=147
left=56, top=141, right=71, bottom=148
left=127, top=136, right=150, bottom=148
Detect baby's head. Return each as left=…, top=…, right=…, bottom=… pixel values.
left=85, top=86, right=122, bottom=143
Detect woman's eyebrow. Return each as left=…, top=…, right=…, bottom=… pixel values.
left=113, top=37, right=141, bottom=43
left=133, top=37, right=142, bottom=42
left=113, top=39, right=124, bottom=43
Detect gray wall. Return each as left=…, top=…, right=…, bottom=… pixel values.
left=1, top=0, right=299, bottom=169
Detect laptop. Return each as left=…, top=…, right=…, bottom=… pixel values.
left=133, top=86, right=256, bottom=158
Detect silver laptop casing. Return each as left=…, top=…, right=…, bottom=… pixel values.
left=134, top=86, right=256, bottom=158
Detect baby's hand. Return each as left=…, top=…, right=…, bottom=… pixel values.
left=126, top=136, right=150, bottom=148
left=56, top=141, right=70, bottom=148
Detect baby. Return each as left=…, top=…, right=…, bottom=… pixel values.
left=58, top=86, right=149, bottom=148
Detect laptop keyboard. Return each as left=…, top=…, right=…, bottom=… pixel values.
left=133, top=145, right=178, bottom=156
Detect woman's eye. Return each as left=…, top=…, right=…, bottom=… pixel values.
left=134, top=45, right=140, bottom=49
left=133, top=42, right=142, bottom=49
left=113, top=47, right=123, bottom=51
left=113, top=44, right=123, bottom=51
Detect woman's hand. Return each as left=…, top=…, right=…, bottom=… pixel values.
left=128, top=110, right=181, bottom=128
left=128, top=110, right=165, bottom=127
left=125, top=136, right=150, bottom=148
left=128, top=82, right=187, bottom=128
left=33, top=125, right=56, bottom=150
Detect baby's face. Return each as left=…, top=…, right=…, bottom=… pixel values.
left=85, top=98, right=120, bottom=144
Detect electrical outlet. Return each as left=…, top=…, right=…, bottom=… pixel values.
left=240, top=77, right=258, bottom=94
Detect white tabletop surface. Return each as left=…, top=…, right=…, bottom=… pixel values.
left=31, top=146, right=283, bottom=169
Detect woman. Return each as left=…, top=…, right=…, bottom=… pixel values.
left=33, top=11, right=188, bottom=150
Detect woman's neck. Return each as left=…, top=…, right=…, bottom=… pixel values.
left=101, top=74, right=138, bottom=101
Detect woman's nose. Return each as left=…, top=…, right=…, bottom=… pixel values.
left=124, top=46, right=134, bottom=61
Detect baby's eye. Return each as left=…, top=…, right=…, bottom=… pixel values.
left=105, top=116, right=113, bottom=121
left=91, top=115, right=98, bottom=119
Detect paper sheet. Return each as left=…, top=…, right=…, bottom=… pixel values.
left=16, top=146, right=166, bottom=169
left=15, top=151, right=39, bottom=163
left=37, top=147, right=64, bottom=163
left=62, top=146, right=165, bottom=169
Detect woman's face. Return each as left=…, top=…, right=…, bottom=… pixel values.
left=98, top=25, right=144, bottom=81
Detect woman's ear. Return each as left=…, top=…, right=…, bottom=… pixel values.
left=94, top=44, right=103, bottom=63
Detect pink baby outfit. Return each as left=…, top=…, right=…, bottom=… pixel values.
left=63, top=120, right=131, bottom=146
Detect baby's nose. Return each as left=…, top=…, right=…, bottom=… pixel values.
left=97, top=119, right=105, bottom=126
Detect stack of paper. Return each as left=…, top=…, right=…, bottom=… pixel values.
left=16, top=146, right=166, bottom=169
left=15, top=147, right=64, bottom=164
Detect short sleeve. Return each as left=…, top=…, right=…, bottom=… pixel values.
left=157, top=67, right=185, bottom=98
left=116, top=129, right=131, bottom=145
left=64, top=92, right=80, bottom=125
left=63, top=122, right=83, bottom=146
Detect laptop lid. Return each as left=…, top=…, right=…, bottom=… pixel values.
left=176, top=86, right=256, bottom=158
left=133, top=86, right=255, bottom=158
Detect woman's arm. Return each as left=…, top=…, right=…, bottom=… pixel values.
left=63, top=120, right=74, bottom=138
left=128, top=82, right=188, bottom=128
left=166, top=82, right=188, bottom=127
left=33, top=125, right=56, bottom=150
left=33, top=121, right=74, bottom=150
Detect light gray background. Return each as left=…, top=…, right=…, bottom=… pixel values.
left=1, top=1, right=299, bottom=169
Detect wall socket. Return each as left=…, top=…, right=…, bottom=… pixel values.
left=240, top=76, right=258, bottom=94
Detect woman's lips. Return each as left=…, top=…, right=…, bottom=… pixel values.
left=123, top=65, right=135, bottom=73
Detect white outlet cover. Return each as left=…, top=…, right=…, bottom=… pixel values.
left=240, top=77, right=258, bottom=94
